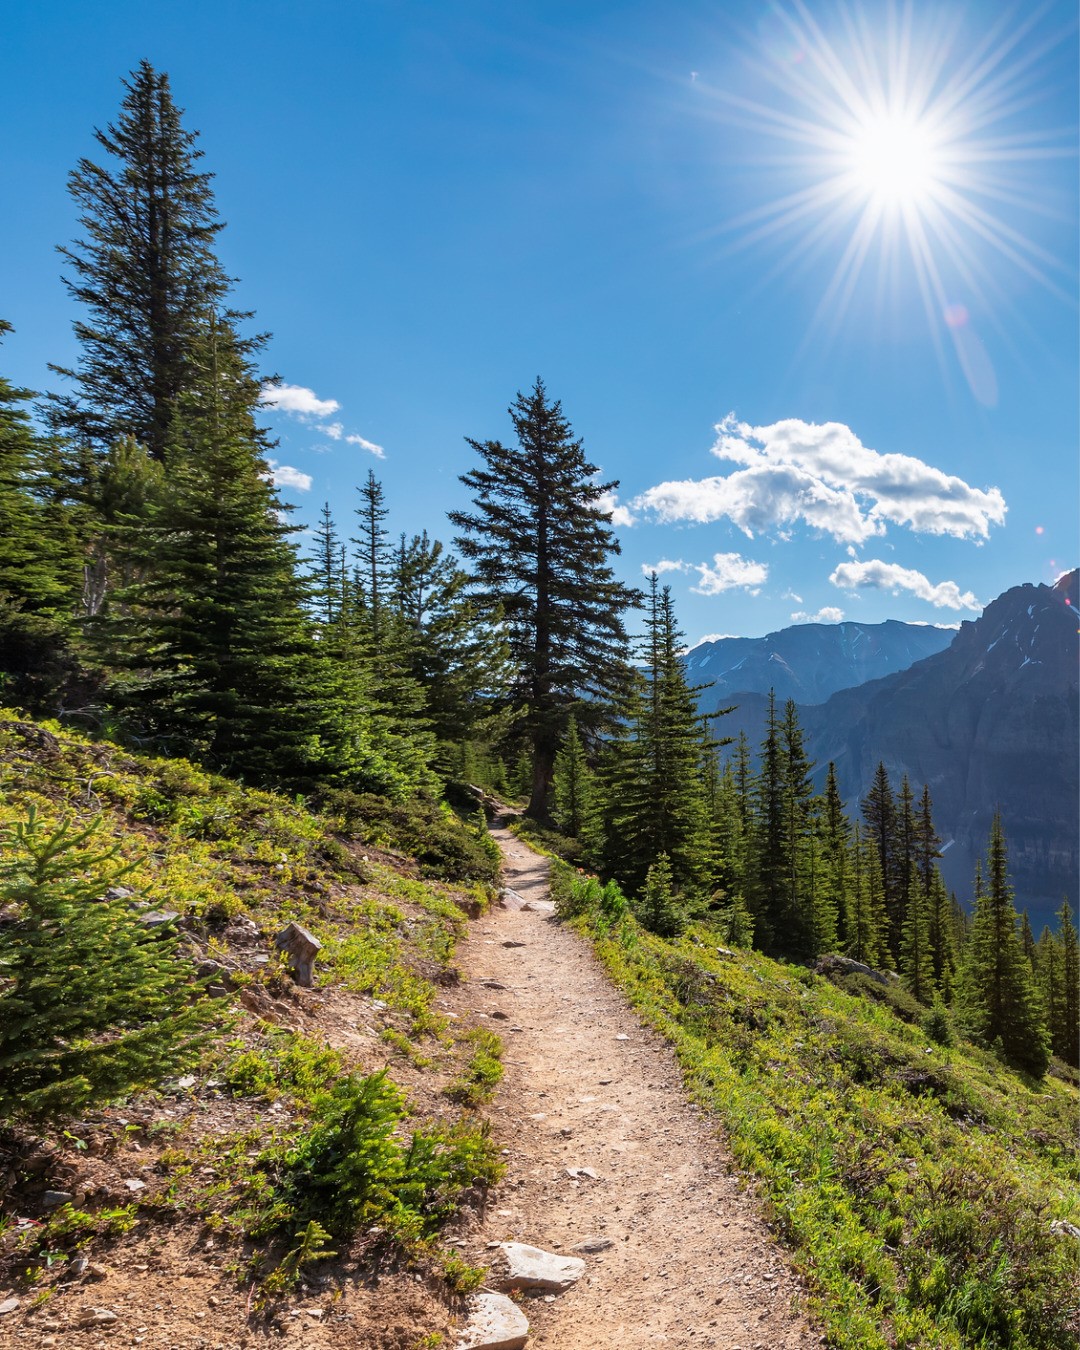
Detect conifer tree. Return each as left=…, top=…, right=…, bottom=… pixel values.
left=954, top=817, right=1050, bottom=1076
left=914, top=783, right=942, bottom=896
left=779, top=699, right=816, bottom=957
left=847, top=825, right=889, bottom=967
left=820, top=762, right=851, bottom=948
left=749, top=690, right=785, bottom=951
left=551, top=715, right=596, bottom=840
left=1056, top=903, right=1079, bottom=1065
left=603, top=578, right=709, bottom=895
left=0, top=324, right=81, bottom=705
left=900, top=861, right=937, bottom=1004
left=0, top=809, right=211, bottom=1121
left=451, top=380, right=639, bottom=818
left=353, top=469, right=390, bottom=642
left=49, top=61, right=264, bottom=462
left=388, top=529, right=512, bottom=768
left=926, top=869, right=959, bottom=1000
left=862, top=762, right=899, bottom=954
left=311, top=502, right=342, bottom=626
left=634, top=853, right=686, bottom=940
left=105, top=324, right=334, bottom=788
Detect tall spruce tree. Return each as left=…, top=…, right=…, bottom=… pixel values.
left=954, top=817, right=1050, bottom=1076
left=353, top=469, right=390, bottom=642
left=450, top=380, right=639, bottom=817
left=604, top=577, right=710, bottom=895
left=0, top=323, right=81, bottom=705
left=49, top=61, right=264, bottom=463
left=105, top=324, right=334, bottom=787
left=749, top=690, right=786, bottom=952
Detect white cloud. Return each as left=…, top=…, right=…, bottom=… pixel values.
left=259, top=383, right=340, bottom=418
left=595, top=489, right=636, bottom=528
left=266, top=461, right=313, bottom=493
left=791, top=606, right=845, bottom=624
left=260, top=384, right=386, bottom=457
left=633, top=415, right=1006, bottom=544
left=642, top=558, right=688, bottom=576
left=691, top=552, right=769, bottom=595
left=690, top=633, right=740, bottom=646
left=829, top=560, right=981, bottom=611
left=344, top=433, right=386, bottom=459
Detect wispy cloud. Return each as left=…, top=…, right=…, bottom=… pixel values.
left=634, top=416, right=1006, bottom=544
left=260, top=382, right=385, bottom=458
left=791, top=605, right=845, bottom=624
left=641, top=558, right=688, bottom=576
left=829, top=560, right=981, bottom=611
left=643, top=552, right=768, bottom=594
left=266, top=461, right=313, bottom=493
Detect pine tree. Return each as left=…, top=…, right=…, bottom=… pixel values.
left=388, top=528, right=512, bottom=768
left=0, top=323, right=81, bottom=705
left=846, top=825, right=889, bottom=968
left=900, top=861, right=937, bottom=1004
left=893, top=775, right=917, bottom=950
left=913, top=783, right=942, bottom=897
left=926, top=868, right=959, bottom=1000
left=49, top=61, right=264, bottom=462
left=634, top=854, right=686, bottom=939
left=0, top=809, right=211, bottom=1121
left=105, top=324, right=334, bottom=788
left=450, top=380, right=640, bottom=818
left=604, top=578, right=709, bottom=896
left=1056, top=903, right=1079, bottom=1065
left=311, top=502, right=343, bottom=626
left=779, top=699, right=816, bottom=958
left=820, top=762, right=850, bottom=948
left=862, top=762, right=899, bottom=954
left=749, top=690, right=785, bottom=952
left=551, top=715, right=596, bottom=840
left=353, top=470, right=390, bottom=642
left=954, top=817, right=1050, bottom=1076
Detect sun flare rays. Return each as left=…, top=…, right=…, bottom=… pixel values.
left=704, top=0, right=1077, bottom=398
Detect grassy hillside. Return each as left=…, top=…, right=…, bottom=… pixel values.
left=0, top=710, right=506, bottom=1347
left=550, top=860, right=1080, bottom=1350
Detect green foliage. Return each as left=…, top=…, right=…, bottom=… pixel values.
left=450, top=378, right=640, bottom=818
left=49, top=60, right=264, bottom=462
left=263, top=1070, right=504, bottom=1239
left=576, top=903, right=1080, bottom=1350
left=954, top=817, right=1051, bottom=1077
left=222, top=1030, right=345, bottom=1106
left=634, top=853, right=687, bottom=939
left=0, top=808, right=213, bottom=1121
left=444, top=1027, right=504, bottom=1107
left=315, top=787, right=500, bottom=887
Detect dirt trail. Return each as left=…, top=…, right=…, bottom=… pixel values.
left=447, top=820, right=820, bottom=1349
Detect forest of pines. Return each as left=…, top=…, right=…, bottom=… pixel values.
left=1, top=62, right=1075, bottom=1082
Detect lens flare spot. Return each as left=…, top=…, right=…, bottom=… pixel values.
left=944, top=303, right=969, bottom=329
left=1035, top=525, right=1045, bottom=535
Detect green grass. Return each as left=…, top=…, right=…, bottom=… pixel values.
left=561, top=876, right=1079, bottom=1350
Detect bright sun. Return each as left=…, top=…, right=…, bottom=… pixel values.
left=849, top=112, right=938, bottom=206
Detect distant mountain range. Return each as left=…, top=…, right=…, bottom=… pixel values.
left=687, top=573, right=1079, bottom=928
left=686, top=619, right=955, bottom=708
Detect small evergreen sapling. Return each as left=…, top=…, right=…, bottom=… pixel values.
left=0, top=808, right=212, bottom=1122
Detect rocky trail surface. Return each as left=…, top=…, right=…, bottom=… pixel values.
left=448, top=818, right=820, bottom=1349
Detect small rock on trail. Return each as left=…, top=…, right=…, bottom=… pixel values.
left=456, top=1292, right=529, bottom=1350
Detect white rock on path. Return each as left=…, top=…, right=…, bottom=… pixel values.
left=455, top=1292, right=529, bottom=1350
left=497, top=1242, right=586, bottom=1292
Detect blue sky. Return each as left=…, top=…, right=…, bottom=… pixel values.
left=3, top=0, right=1076, bottom=644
